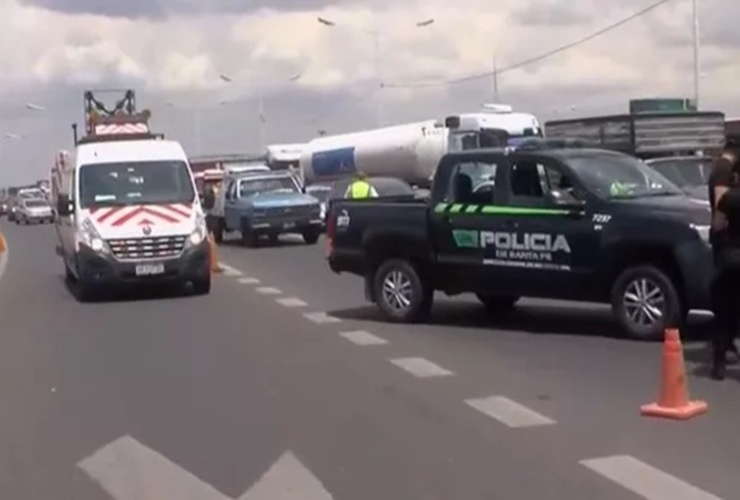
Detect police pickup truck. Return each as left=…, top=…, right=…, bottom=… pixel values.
left=325, top=145, right=713, bottom=339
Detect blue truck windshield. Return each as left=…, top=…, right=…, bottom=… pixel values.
left=239, top=177, right=297, bottom=197
left=78, top=160, right=194, bottom=208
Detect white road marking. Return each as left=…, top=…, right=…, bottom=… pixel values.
left=219, top=262, right=242, bottom=276
left=465, top=396, right=556, bottom=427
left=237, top=277, right=260, bottom=285
left=78, top=436, right=334, bottom=500
left=580, top=455, right=723, bottom=500
left=303, top=312, right=340, bottom=323
left=339, top=330, right=388, bottom=346
left=78, top=435, right=229, bottom=499
left=276, top=297, right=308, bottom=307
left=239, top=451, right=333, bottom=499
left=389, top=357, right=454, bottom=377
left=256, top=287, right=281, bottom=295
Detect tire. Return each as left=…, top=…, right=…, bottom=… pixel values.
left=64, top=261, right=74, bottom=282
left=476, top=294, right=519, bottom=315
left=76, top=278, right=98, bottom=302
left=302, top=229, right=319, bottom=245
left=213, top=219, right=224, bottom=244
left=373, top=259, right=433, bottom=322
left=240, top=218, right=258, bottom=247
left=192, top=276, right=211, bottom=295
left=610, top=264, right=684, bottom=341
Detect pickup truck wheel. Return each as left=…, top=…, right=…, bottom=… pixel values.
left=611, top=265, right=684, bottom=341
left=240, top=219, right=258, bottom=247
left=213, top=219, right=224, bottom=244
left=374, top=259, right=433, bottom=323
left=302, top=229, right=319, bottom=245
left=476, top=294, right=519, bottom=315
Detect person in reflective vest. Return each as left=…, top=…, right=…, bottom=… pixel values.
left=344, top=171, right=379, bottom=198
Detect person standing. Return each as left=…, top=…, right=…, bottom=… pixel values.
left=708, top=140, right=740, bottom=380
left=344, top=171, right=379, bottom=199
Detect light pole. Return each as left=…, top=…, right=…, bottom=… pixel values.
left=166, top=102, right=202, bottom=156
left=691, top=0, right=700, bottom=109
left=317, top=16, right=434, bottom=127
left=219, top=72, right=301, bottom=151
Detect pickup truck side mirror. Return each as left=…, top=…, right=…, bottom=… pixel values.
left=202, top=189, right=215, bottom=209
left=57, top=195, right=72, bottom=216
left=548, top=189, right=585, bottom=208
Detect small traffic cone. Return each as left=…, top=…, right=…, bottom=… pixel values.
left=208, top=232, right=221, bottom=273
left=640, top=328, right=707, bottom=420
left=0, top=232, right=5, bottom=252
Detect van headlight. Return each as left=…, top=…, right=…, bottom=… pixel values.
left=690, top=224, right=710, bottom=244
left=77, top=217, right=107, bottom=253
left=187, top=212, right=207, bottom=246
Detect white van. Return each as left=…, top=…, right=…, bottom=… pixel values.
left=55, top=138, right=210, bottom=299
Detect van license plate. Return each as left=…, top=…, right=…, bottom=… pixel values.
left=135, top=263, right=165, bottom=276
left=283, top=222, right=296, bottom=229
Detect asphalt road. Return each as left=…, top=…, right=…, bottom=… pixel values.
left=0, top=221, right=739, bottom=499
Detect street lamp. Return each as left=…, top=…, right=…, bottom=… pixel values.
left=219, top=72, right=302, bottom=151
left=317, top=16, right=435, bottom=126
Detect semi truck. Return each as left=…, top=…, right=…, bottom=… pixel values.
left=299, top=104, right=542, bottom=188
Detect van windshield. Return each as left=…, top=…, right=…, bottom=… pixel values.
left=78, top=160, right=195, bottom=208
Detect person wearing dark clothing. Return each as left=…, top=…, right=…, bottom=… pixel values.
left=708, top=144, right=740, bottom=380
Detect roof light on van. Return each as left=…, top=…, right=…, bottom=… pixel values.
left=482, top=103, right=513, bottom=113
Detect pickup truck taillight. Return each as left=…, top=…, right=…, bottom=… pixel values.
left=325, top=212, right=335, bottom=257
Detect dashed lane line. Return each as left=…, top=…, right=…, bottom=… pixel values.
left=580, top=455, right=724, bottom=500
left=302, top=312, right=341, bottom=324
left=256, top=287, right=282, bottom=295
left=218, top=262, right=242, bottom=276
left=237, top=277, right=260, bottom=284
left=389, top=357, right=454, bottom=378
left=464, top=395, right=556, bottom=428
left=339, top=330, right=388, bottom=346
left=276, top=297, right=308, bottom=308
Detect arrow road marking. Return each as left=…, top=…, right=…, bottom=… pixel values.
left=78, top=435, right=333, bottom=500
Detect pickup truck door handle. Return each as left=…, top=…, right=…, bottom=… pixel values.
left=504, top=220, right=518, bottom=228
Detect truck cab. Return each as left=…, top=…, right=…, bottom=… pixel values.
left=326, top=145, right=712, bottom=339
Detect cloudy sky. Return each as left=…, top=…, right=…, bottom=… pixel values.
left=0, top=0, right=736, bottom=185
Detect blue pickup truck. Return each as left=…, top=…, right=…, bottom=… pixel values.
left=205, top=171, right=323, bottom=246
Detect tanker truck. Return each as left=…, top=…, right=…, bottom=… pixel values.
left=299, top=104, right=541, bottom=188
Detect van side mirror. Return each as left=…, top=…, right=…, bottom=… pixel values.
left=202, top=189, right=215, bottom=209
left=57, top=195, right=72, bottom=216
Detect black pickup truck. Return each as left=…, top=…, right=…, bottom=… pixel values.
left=325, top=145, right=714, bottom=340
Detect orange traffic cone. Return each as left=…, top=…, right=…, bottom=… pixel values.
left=0, top=232, right=5, bottom=252
left=208, top=232, right=221, bottom=273
left=640, top=328, right=707, bottom=420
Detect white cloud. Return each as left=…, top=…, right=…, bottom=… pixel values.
left=0, top=0, right=736, bottom=184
